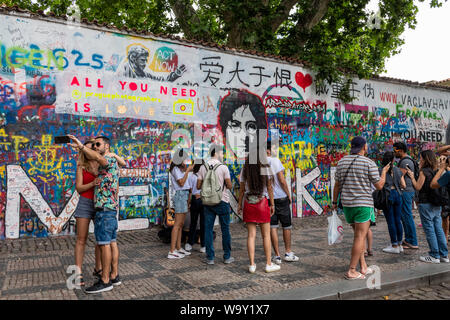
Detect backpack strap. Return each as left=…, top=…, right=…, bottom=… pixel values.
left=341, top=156, right=359, bottom=188
left=206, top=162, right=226, bottom=191
left=398, top=156, right=415, bottom=170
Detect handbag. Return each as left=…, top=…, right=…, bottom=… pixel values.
left=372, top=188, right=390, bottom=211
left=243, top=194, right=269, bottom=218
left=338, top=156, right=359, bottom=209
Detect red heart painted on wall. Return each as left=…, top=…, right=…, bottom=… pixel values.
left=295, top=72, right=313, bottom=92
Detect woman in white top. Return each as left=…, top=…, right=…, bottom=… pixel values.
left=168, top=149, right=193, bottom=259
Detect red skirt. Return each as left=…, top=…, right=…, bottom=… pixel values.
left=243, top=197, right=270, bottom=223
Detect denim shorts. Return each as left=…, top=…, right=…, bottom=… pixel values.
left=173, top=190, right=189, bottom=213
left=94, top=210, right=118, bottom=245
left=74, top=196, right=96, bottom=219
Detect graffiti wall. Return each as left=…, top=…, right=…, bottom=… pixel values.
left=1, top=11, right=449, bottom=239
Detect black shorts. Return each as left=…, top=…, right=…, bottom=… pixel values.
left=270, top=197, right=292, bottom=229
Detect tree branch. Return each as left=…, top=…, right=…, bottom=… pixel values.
left=295, top=0, right=331, bottom=36
left=270, top=0, right=299, bottom=34
left=167, top=0, right=212, bottom=40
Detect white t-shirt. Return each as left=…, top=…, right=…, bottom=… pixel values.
left=188, top=172, right=200, bottom=195
left=197, top=159, right=231, bottom=203
left=268, top=157, right=288, bottom=199
left=239, top=166, right=270, bottom=198
left=171, top=166, right=190, bottom=191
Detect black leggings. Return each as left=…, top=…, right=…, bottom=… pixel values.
left=188, top=197, right=205, bottom=247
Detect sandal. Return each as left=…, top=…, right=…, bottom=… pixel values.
left=364, top=250, right=373, bottom=257
left=75, top=273, right=85, bottom=287
left=344, top=272, right=366, bottom=280
left=93, top=268, right=102, bottom=279
left=362, top=267, right=375, bottom=276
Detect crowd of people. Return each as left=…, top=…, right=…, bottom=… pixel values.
left=67, top=133, right=450, bottom=293
left=332, top=138, right=450, bottom=280
left=167, top=142, right=299, bottom=274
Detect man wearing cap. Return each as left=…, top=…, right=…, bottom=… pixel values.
left=197, top=143, right=234, bottom=265
left=333, top=136, right=390, bottom=280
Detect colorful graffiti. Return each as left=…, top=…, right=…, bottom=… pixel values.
left=0, top=11, right=449, bottom=239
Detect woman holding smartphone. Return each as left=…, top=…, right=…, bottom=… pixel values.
left=73, top=139, right=102, bottom=286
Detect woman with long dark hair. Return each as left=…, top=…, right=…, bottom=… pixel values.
left=185, top=160, right=206, bottom=253
left=237, top=145, right=279, bottom=273
left=408, top=150, right=448, bottom=263
left=168, top=148, right=193, bottom=259
left=381, top=151, right=406, bottom=254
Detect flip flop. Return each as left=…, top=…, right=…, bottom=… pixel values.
left=402, top=241, right=419, bottom=249
left=344, top=272, right=366, bottom=280
left=362, top=267, right=375, bottom=276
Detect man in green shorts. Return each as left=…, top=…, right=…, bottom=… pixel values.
left=332, top=136, right=389, bottom=280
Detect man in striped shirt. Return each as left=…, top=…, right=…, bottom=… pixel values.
left=332, top=136, right=389, bottom=280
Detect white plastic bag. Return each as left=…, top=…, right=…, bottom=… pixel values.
left=328, top=210, right=344, bottom=245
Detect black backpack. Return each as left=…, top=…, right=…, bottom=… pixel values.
left=423, top=168, right=448, bottom=207
left=398, top=156, right=420, bottom=180
left=372, top=188, right=390, bottom=211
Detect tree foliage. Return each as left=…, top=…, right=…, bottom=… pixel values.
left=3, top=0, right=447, bottom=95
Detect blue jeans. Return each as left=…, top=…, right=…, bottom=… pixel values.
left=204, top=201, right=232, bottom=261
left=418, top=203, right=448, bottom=259
left=400, top=191, right=418, bottom=246
left=385, top=189, right=403, bottom=245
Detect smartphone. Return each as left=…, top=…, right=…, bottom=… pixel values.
left=54, top=136, right=70, bottom=144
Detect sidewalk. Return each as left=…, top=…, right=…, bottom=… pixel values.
left=0, top=212, right=448, bottom=300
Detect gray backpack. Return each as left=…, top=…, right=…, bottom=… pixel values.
left=200, top=163, right=224, bottom=206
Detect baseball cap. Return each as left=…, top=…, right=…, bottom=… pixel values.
left=350, top=136, right=366, bottom=154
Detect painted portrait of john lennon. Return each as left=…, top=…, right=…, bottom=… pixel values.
left=218, top=90, right=268, bottom=159
left=121, top=44, right=186, bottom=82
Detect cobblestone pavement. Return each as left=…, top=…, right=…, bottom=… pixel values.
left=0, top=212, right=446, bottom=300
left=376, top=283, right=450, bottom=300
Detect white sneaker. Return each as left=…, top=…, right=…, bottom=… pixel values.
left=441, top=256, right=450, bottom=263
left=249, top=265, right=256, bottom=273
left=273, top=256, right=282, bottom=265
left=420, top=256, right=440, bottom=264
left=265, top=263, right=281, bottom=273
left=185, top=243, right=192, bottom=252
left=284, top=252, right=299, bottom=262
left=178, top=248, right=191, bottom=256
left=399, top=245, right=404, bottom=253
left=199, top=247, right=206, bottom=253
left=167, top=251, right=183, bottom=259
left=382, top=245, right=400, bottom=254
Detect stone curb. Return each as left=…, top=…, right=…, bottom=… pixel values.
left=245, top=263, right=450, bottom=300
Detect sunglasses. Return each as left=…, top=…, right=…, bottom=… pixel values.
left=84, top=142, right=101, bottom=148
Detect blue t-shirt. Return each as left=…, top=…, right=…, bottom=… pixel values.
left=438, top=171, right=450, bottom=187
